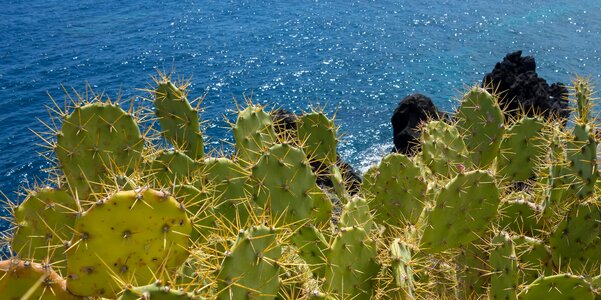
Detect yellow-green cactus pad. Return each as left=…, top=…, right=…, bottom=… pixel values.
left=66, top=188, right=191, bottom=298
left=11, top=188, right=77, bottom=264
left=0, top=259, right=81, bottom=299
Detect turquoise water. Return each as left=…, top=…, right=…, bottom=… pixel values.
left=1, top=0, right=600, bottom=215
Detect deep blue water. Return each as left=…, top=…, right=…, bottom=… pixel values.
left=1, top=1, right=601, bottom=222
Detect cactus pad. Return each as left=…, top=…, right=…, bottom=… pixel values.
left=66, top=188, right=191, bottom=298
left=420, top=120, right=469, bottom=177
left=216, top=225, right=282, bottom=300
left=233, top=105, right=277, bottom=165
left=56, top=102, right=143, bottom=200
left=0, top=259, right=80, bottom=299
left=456, top=87, right=504, bottom=168
left=489, top=232, right=518, bottom=300
left=518, top=274, right=595, bottom=300
left=497, top=117, right=546, bottom=182
left=420, top=170, right=500, bottom=253
left=297, top=112, right=337, bottom=168
left=119, top=281, right=201, bottom=299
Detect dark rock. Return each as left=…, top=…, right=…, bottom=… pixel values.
left=391, top=93, right=446, bottom=155
left=482, top=50, right=569, bottom=121
left=271, top=108, right=298, bottom=132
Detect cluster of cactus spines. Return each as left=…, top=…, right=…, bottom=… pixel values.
left=153, top=76, right=205, bottom=161
left=420, top=120, right=470, bottom=177
left=0, top=259, right=81, bottom=299
left=10, top=188, right=77, bottom=267
left=5, top=73, right=601, bottom=299
left=55, top=99, right=144, bottom=203
left=456, top=86, right=505, bottom=168
left=66, top=188, right=191, bottom=298
left=420, top=170, right=500, bottom=253
left=362, top=153, right=426, bottom=227
left=216, top=225, right=282, bottom=299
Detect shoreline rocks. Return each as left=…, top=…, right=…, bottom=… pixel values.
left=391, top=50, right=569, bottom=155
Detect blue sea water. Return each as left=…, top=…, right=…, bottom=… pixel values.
left=1, top=0, right=601, bottom=224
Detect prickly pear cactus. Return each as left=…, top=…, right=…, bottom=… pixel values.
left=420, top=170, right=500, bottom=253
left=361, top=153, right=426, bottom=227
left=154, top=79, right=204, bottom=160
left=119, top=281, right=201, bottom=299
left=66, top=188, right=191, bottom=298
left=203, top=157, right=254, bottom=227
left=338, top=196, right=372, bottom=232
left=518, top=274, right=595, bottom=300
left=0, top=259, right=81, bottom=299
left=216, top=225, right=282, bottom=300
left=512, top=235, right=553, bottom=285
left=149, top=150, right=199, bottom=186
left=233, top=104, right=277, bottom=165
left=11, top=188, right=77, bottom=264
left=498, top=192, right=544, bottom=237
left=549, top=201, right=601, bottom=273
left=297, top=111, right=337, bottom=169
left=390, top=238, right=415, bottom=300
left=324, top=226, right=379, bottom=299
left=420, top=120, right=470, bottom=177
left=55, top=101, right=143, bottom=201
left=497, top=117, right=546, bottom=182
left=489, top=232, right=518, bottom=300
left=252, top=143, right=331, bottom=226
left=456, top=86, right=504, bottom=168
left=290, top=224, right=329, bottom=277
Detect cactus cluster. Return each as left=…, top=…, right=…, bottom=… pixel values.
left=1, top=73, right=601, bottom=300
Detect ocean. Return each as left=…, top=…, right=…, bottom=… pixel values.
left=1, top=0, right=600, bottom=227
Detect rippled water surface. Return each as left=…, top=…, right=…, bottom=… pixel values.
left=1, top=1, right=601, bottom=217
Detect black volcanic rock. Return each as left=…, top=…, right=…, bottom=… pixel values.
left=391, top=93, right=446, bottom=155
left=482, top=50, right=569, bottom=121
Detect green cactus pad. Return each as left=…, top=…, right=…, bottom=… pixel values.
left=566, top=123, right=598, bottom=199
left=512, top=235, right=553, bottom=285
left=233, top=105, right=277, bottom=165
left=339, top=196, right=373, bottom=232
left=204, top=157, right=255, bottom=227
left=56, top=102, right=143, bottom=201
left=252, top=143, right=331, bottom=226
left=456, top=86, right=504, bottom=168
left=11, top=188, right=77, bottom=264
left=518, top=274, right=595, bottom=300
left=297, top=112, right=337, bottom=168
left=420, top=120, right=470, bottom=177
left=390, top=238, right=415, bottom=300
left=489, top=232, right=518, bottom=300
left=498, top=192, right=544, bottom=236
left=361, top=153, right=426, bottom=227
left=457, top=243, right=489, bottom=299
left=497, top=117, right=546, bottom=182
left=0, top=259, right=81, bottom=299
left=149, top=150, right=199, bottom=186
left=66, top=188, right=191, bottom=298
left=420, top=170, right=500, bottom=253
left=290, top=224, right=329, bottom=277
left=324, top=227, right=379, bottom=299
left=216, top=225, right=282, bottom=300
left=154, top=81, right=204, bottom=160
left=549, top=202, right=601, bottom=273
left=119, top=281, right=201, bottom=299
